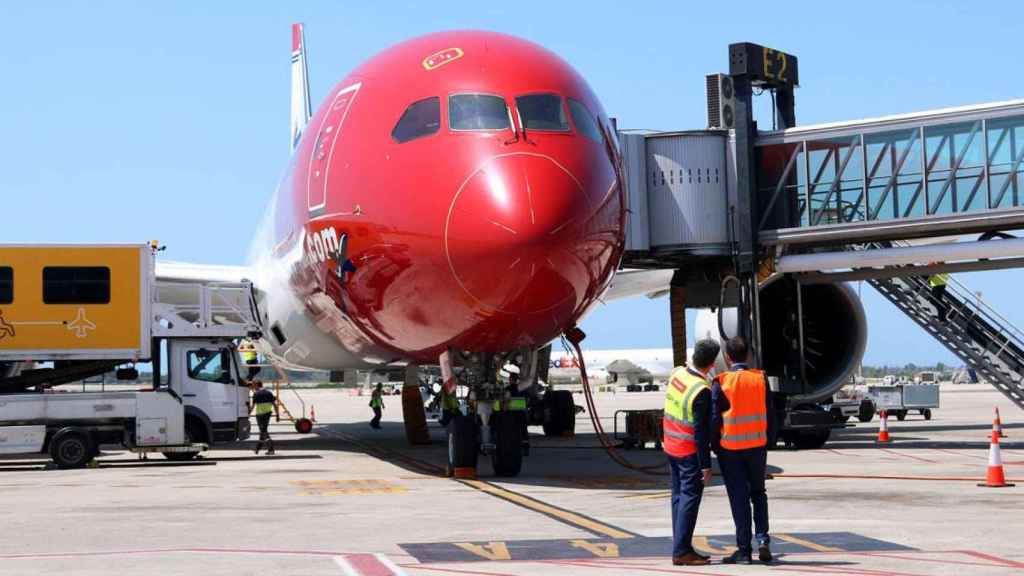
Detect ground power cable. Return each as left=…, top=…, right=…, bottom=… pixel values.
left=561, top=331, right=669, bottom=476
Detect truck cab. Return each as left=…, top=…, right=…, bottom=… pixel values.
left=172, top=339, right=251, bottom=448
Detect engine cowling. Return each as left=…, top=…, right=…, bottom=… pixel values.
left=694, top=280, right=867, bottom=403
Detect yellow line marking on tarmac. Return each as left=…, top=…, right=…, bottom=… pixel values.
left=692, top=536, right=736, bottom=555
left=453, top=541, right=511, bottom=561
left=290, top=479, right=407, bottom=495
left=620, top=491, right=670, bottom=500
left=461, top=479, right=635, bottom=539
left=774, top=533, right=843, bottom=552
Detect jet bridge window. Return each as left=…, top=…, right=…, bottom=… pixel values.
left=0, top=267, right=11, bottom=304
left=449, top=94, right=511, bottom=131
left=42, top=267, right=110, bottom=304
left=391, top=97, right=440, bottom=143
left=515, top=93, right=569, bottom=131
left=187, top=348, right=232, bottom=384
left=568, top=98, right=603, bottom=143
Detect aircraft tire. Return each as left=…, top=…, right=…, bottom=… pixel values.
left=490, top=411, right=523, bottom=477
left=448, top=413, right=479, bottom=473
left=542, top=390, right=575, bottom=437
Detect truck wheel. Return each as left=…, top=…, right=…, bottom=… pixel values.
left=542, top=390, right=575, bottom=437
left=923, top=409, right=932, bottom=421
left=490, top=411, right=523, bottom=477
left=50, top=429, right=95, bottom=469
left=896, top=410, right=907, bottom=421
left=857, top=400, right=875, bottom=423
left=789, top=428, right=831, bottom=450
left=294, top=418, right=314, bottom=434
left=163, top=420, right=202, bottom=461
left=447, top=413, right=479, bottom=475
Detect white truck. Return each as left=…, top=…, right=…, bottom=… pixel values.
left=0, top=244, right=265, bottom=468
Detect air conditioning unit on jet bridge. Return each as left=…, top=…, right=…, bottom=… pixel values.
left=706, top=73, right=735, bottom=129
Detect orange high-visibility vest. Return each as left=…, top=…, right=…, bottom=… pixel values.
left=662, top=367, right=710, bottom=458
left=717, top=369, right=769, bottom=450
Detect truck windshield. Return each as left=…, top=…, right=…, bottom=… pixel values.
left=188, top=349, right=231, bottom=384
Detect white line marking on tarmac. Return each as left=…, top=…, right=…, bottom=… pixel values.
left=333, top=555, right=359, bottom=576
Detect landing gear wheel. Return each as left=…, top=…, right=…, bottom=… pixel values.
left=50, top=429, right=95, bottom=469
left=447, top=413, right=479, bottom=476
left=923, top=409, right=932, bottom=420
left=163, top=422, right=201, bottom=461
left=294, top=418, right=314, bottom=434
left=490, top=411, right=524, bottom=477
left=857, top=400, right=876, bottom=423
left=542, top=390, right=575, bottom=437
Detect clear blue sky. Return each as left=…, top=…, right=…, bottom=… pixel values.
left=2, top=1, right=1021, bottom=366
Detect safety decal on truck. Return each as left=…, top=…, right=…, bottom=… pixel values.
left=0, top=307, right=97, bottom=341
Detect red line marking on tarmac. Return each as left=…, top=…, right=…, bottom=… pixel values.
left=954, top=549, right=1024, bottom=569
left=399, top=564, right=518, bottom=576
left=772, top=567, right=928, bottom=576
left=337, top=553, right=403, bottom=576
left=877, top=448, right=938, bottom=464
left=539, top=558, right=731, bottom=575
left=858, top=550, right=1019, bottom=568
left=0, top=547, right=350, bottom=560
left=928, top=448, right=987, bottom=460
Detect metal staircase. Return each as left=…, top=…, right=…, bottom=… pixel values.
left=867, top=251, right=1024, bottom=409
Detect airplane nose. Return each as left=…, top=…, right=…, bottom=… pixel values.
left=444, top=153, right=595, bottom=317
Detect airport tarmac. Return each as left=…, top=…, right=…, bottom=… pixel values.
left=1, top=383, right=1022, bottom=575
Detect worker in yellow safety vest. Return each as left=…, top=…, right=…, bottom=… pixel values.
left=928, top=268, right=951, bottom=323
left=369, top=383, right=384, bottom=429
left=439, top=385, right=461, bottom=427
left=250, top=380, right=275, bottom=455
left=239, top=339, right=260, bottom=380
left=712, top=336, right=776, bottom=565
left=662, top=338, right=719, bottom=567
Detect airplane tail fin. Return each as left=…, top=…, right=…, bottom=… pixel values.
left=290, top=23, right=312, bottom=152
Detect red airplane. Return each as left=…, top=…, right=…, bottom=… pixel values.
left=158, top=25, right=671, bottom=475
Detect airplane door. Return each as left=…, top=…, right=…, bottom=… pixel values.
left=307, top=82, right=361, bottom=215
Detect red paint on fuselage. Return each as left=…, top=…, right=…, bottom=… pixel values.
left=272, top=31, right=624, bottom=363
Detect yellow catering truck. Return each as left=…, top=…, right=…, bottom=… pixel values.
left=0, top=244, right=151, bottom=361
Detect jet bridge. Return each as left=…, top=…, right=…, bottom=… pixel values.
left=618, top=43, right=1024, bottom=415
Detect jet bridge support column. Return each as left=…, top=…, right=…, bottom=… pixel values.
left=728, top=42, right=799, bottom=366
left=670, top=276, right=687, bottom=368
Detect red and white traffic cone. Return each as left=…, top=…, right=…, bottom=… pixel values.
left=994, top=407, right=1006, bottom=438
left=876, top=410, right=892, bottom=443
left=979, top=422, right=1015, bottom=488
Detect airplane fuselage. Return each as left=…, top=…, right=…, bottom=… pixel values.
left=252, top=31, right=626, bottom=370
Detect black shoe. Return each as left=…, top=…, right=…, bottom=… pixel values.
left=722, top=550, right=753, bottom=565
left=758, top=544, right=773, bottom=563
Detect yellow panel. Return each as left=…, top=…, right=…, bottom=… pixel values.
left=0, top=246, right=143, bottom=352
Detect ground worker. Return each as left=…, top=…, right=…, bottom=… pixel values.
left=369, top=383, right=384, bottom=429
left=250, top=380, right=275, bottom=455
left=663, top=338, right=719, bottom=567
left=928, top=268, right=951, bottom=323
left=239, top=339, right=260, bottom=380
left=713, top=336, right=775, bottom=564
left=439, top=384, right=461, bottom=427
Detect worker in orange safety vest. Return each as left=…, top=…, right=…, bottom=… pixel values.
left=712, top=336, right=777, bottom=565
left=662, top=338, right=719, bottom=567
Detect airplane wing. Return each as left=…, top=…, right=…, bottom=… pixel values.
left=600, top=269, right=673, bottom=302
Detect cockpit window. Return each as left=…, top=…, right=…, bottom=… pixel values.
left=392, top=97, right=441, bottom=143
left=449, top=94, right=511, bottom=131
left=568, top=98, right=603, bottom=143
left=515, top=94, right=569, bottom=131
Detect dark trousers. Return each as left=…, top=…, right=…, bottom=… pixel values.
left=370, top=406, right=382, bottom=428
left=717, top=448, right=770, bottom=552
left=930, top=285, right=949, bottom=320
left=255, top=413, right=274, bottom=453
left=246, top=359, right=261, bottom=380
left=668, top=454, right=704, bottom=557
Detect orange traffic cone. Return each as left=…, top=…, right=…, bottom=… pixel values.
left=310, top=405, right=316, bottom=423
left=979, top=422, right=1015, bottom=488
left=876, top=410, right=892, bottom=443
left=994, top=407, right=1006, bottom=438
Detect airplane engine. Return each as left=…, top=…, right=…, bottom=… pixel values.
left=695, top=280, right=867, bottom=403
